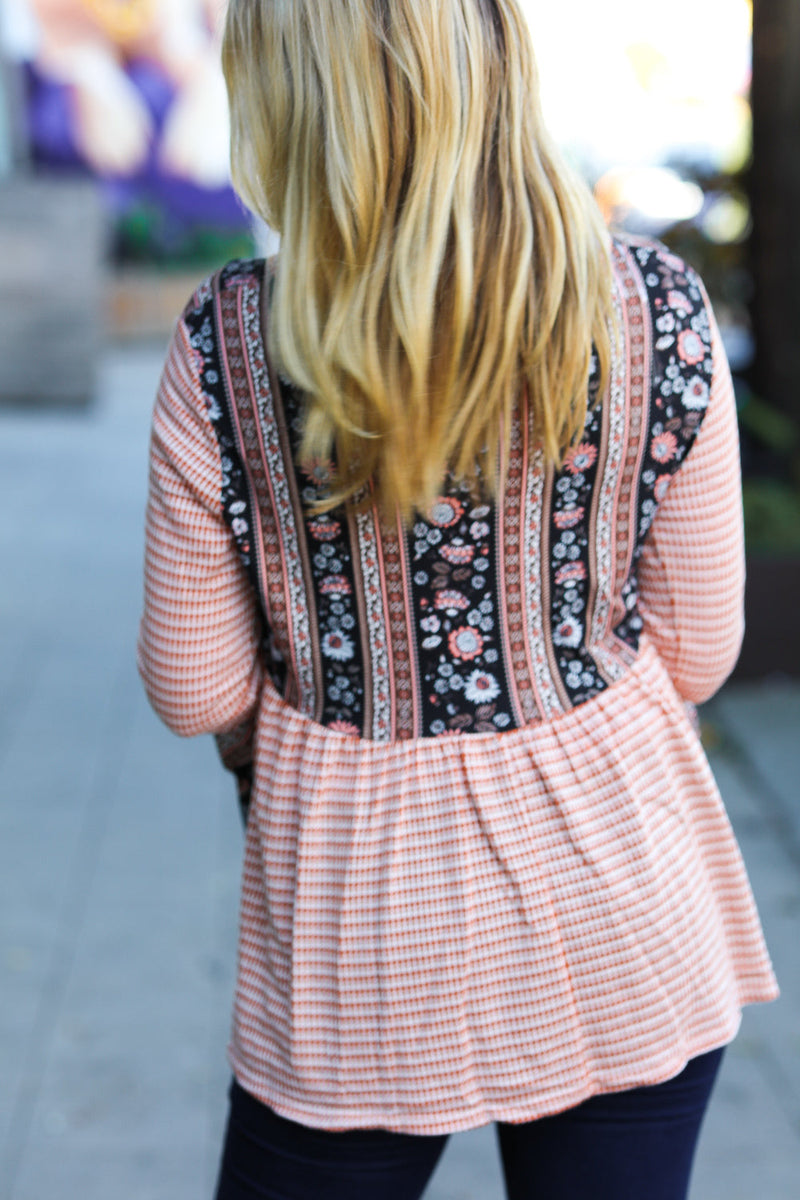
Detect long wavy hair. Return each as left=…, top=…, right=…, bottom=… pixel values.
left=222, top=0, right=614, bottom=518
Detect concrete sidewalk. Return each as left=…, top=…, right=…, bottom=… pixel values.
left=0, top=344, right=797, bottom=1200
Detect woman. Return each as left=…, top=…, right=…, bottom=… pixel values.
left=138, top=2, right=777, bottom=1197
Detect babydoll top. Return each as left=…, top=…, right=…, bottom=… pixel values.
left=138, top=237, right=778, bottom=1134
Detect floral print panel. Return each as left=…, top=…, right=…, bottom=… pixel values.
left=408, top=489, right=517, bottom=736
left=189, top=238, right=715, bottom=745
left=279, top=385, right=367, bottom=735
left=547, top=353, right=607, bottom=706
left=614, top=241, right=714, bottom=650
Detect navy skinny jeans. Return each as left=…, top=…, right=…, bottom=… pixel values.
left=214, top=1047, right=724, bottom=1200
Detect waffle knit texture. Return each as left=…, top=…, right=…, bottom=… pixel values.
left=139, top=238, right=777, bottom=1133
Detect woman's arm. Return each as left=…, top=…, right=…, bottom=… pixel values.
left=636, top=312, right=745, bottom=704
left=138, top=316, right=264, bottom=737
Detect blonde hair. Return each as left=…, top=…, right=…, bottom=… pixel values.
left=222, top=0, right=614, bottom=519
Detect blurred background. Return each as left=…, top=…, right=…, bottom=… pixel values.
left=0, top=2, right=798, bottom=1198
left=1, top=0, right=797, bottom=669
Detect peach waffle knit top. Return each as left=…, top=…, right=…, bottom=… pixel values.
left=138, top=237, right=777, bottom=1134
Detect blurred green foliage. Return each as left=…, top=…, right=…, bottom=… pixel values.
left=113, top=202, right=255, bottom=271
left=742, top=479, right=800, bottom=555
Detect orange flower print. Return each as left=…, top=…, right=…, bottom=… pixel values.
left=667, top=290, right=693, bottom=317
left=328, top=719, right=360, bottom=736
left=677, top=329, right=705, bottom=366
left=308, top=517, right=342, bottom=541
left=320, top=574, right=352, bottom=595
left=428, top=497, right=465, bottom=527
left=440, top=541, right=475, bottom=565
left=653, top=474, right=672, bottom=503
left=448, top=626, right=484, bottom=661
left=553, top=617, right=583, bottom=648
left=563, top=443, right=598, bottom=475
left=683, top=376, right=710, bottom=410
left=555, top=561, right=587, bottom=586
left=650, top=431, right=678, bottom=463
left=464, top=669, right=500, bottom=702
left=321, top=631, right=354, bottom=661
left=554, top=506, right=585, bottom=530
left=434, top=589, right=470, bottom=612
left=301, top=457, right=334, bottom=486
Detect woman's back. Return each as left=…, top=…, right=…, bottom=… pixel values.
left=140, top=5, right=778, bottom=1191
left=143, top=236, right=740, bottom=741
left=137, top=234, right=777, bottom=1133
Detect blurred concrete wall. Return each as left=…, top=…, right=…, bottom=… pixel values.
left=0, top=177, right=105, bottom=406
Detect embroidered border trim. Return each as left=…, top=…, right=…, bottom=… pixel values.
left=239, top=269, right=317, bottom=714
left=356, top=509, right=393, bottom=741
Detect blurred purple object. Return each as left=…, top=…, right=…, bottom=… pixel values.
left=25, top=59, right=247, bottom=233
left=26, top=64, right=81, bottom=167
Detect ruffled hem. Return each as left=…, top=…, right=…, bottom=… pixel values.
left=228, top=641, right=778, bottom=1133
